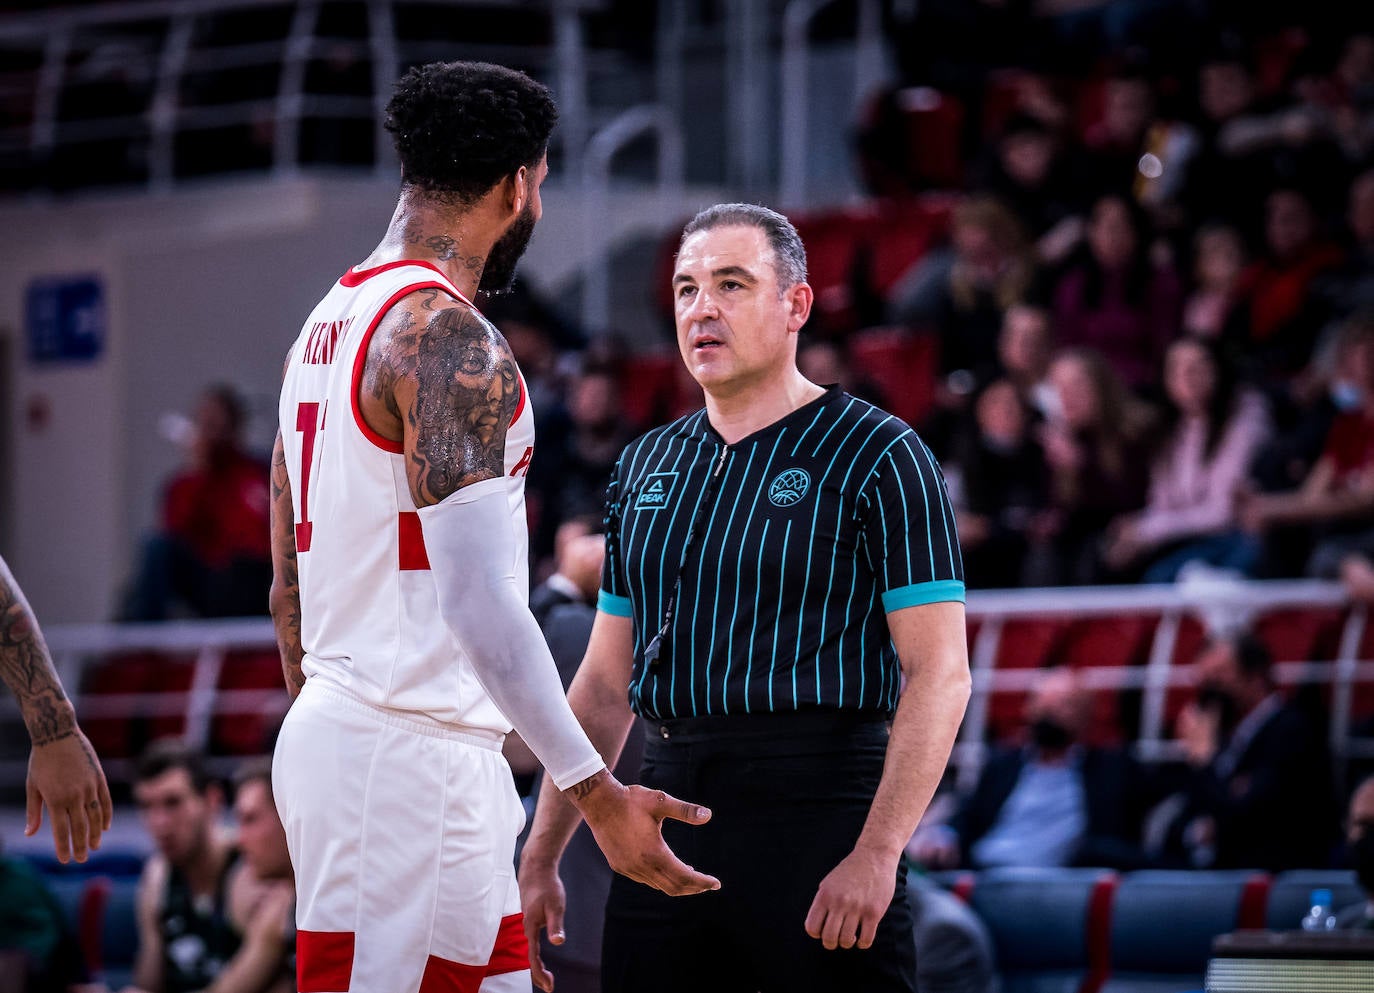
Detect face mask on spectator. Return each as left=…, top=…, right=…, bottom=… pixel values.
left=1196, top=683, right=1241, bottom=734
left=1030, top=717, right=1074, bottom=751
left=1352, top=831, right=1374, bottom=892
left=1331, top=379, right=1365, bottom=412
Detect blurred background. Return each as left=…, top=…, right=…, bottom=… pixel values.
left=4, top=1, right=1374, bottom=990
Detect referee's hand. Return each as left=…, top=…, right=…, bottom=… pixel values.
left=805, top=846, right=898, bottom=951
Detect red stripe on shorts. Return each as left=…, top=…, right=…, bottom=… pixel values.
left=418, top=955, right=485, bottom=993
left=297, top=929, right=355, bottom=992
left=485, top=913, right=530, bottom=976
left=398, top=511, right=430, bottom=570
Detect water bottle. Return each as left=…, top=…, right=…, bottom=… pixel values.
left=1300, top=888, right=1337, bottom=931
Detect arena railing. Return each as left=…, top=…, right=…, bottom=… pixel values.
left=1, top=579, right=1365, bottom=790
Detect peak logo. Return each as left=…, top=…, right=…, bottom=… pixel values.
left=635, top=473, right=679, bottom=511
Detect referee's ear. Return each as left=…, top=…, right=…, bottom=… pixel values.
left=784, top=281, right=813, bottom=333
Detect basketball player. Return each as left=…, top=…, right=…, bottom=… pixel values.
left=0, top=553, right=111, bottom=864
left=269, top=61, right=717, bottom=993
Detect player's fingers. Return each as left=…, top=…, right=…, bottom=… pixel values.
left=838, top=915, right=860, bottom=950
left=546, top=898, right=566, bottom=945
left=648, top=854, right=720, bottom=896
left=98, top=773, right=114, bottom=831
left=524, top=916, right=553, bottom=993
left=49, top=805, right=73, bottom=865
left=86, top=796, right=105, bottom=852
left=24, top=777, right=41, bottom=838
left=67, top=801, right=91, bottom=863
left=857, top=913, right=881, bottom=950
left=653, top=790, right=712, bottom=826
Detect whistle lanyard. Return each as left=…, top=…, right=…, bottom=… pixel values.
left=643, top=443, right=730, bottom=667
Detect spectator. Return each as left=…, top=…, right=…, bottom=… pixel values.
left=1182, top=224, right=1249, bottom=340
left=907, top=875, right=997, bottom=993
left=1337, top=776, right=1374, bottom=929
left=121, top=386, right=271, bottom=621
left=1034, top=349, right=1155, bottom=585
left=973, top=113, right=1084, bottom=262
left=1237, top=315, right=1374, bottom=577
left=1227, top=186, right=1345, bottom=393
left=796, top=340, right=889, bottom=410
left=544, top=366, right=636, bottom=532
left=221, top=761, right=294, bottom=993
left=1159, top=634, right=1335, bottom=871
left=909, top=667, right=1152, bottom=870
left=1316, top=168, right=1374, bottom=323
left=996, top=302, right=1057, bottom=415
left=1104, top=338, right=1270, bottom=582
left=1080, top=70, right=1158, bottom=196
left=128, top=740, right=272, bottom=993
left=1344, top=553, right=1374, bottom=603
left=1052, top=193, right=1184, bottom=392
left=953, top=379, right=1048, bottom=589
left=887, top=195, right=1038, bottom=390
left=0, top=844, right=88, bottom=992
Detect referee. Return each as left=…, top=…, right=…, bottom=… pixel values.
left=520, top=203, right=970, bottom=993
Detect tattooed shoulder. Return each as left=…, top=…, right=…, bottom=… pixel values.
left=403, top=304, right=519, bottom=506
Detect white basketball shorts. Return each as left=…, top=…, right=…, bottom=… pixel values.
left=273, top=679, right=529, bottom=993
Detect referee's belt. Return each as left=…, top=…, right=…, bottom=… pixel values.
left=644, top=708, right=890, bottom=743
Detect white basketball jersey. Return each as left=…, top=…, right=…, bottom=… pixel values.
left=279, top=260, right=536, bottom=732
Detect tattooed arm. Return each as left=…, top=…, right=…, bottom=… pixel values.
left=268, top=432, right=304, bottom=700
left=379, top=302, right=716, bottom=926
left=0, top=554, right=112, bottom=862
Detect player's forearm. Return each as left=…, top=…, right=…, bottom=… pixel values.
left=268, top=434, right=305, bottom=699
left=0, top=558, right=76, bottom=745
left=523, top=662, right=637, bottom=865
left=854, top=652, right=970, bottom=862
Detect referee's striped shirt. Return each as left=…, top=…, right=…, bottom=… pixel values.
left=597, top=385, right=964, bottom=720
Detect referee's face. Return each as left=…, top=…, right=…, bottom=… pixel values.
left=673, top=225, right=808, bottom=395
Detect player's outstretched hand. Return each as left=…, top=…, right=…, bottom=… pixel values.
left=25, top=728, right=113, bottom=864
left=518, top=856, right=567, bottom=992
left=576, top=772, right=720, bottom=896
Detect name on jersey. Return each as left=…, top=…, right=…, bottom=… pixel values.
left=635, top=472, right=679, bottom=510
left=301, top=316, right=355, bottom=365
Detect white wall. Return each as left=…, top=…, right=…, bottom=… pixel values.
left=0, top=174, right=721, bottom=622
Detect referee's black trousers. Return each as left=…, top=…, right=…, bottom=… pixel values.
left=600, top=711, right=917, bottom=993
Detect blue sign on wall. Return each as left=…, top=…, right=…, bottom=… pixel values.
left=26, top=275, right=106, bottom=365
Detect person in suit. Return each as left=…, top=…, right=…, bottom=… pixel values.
left=1163, top=632, right=1336, bottom=870
left=911, top=666, right=1151, bottom=869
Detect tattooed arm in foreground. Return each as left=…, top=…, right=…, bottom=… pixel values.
left=268, top=432, right=304, bottom=699
left=0, top=555, right=112, bottom=862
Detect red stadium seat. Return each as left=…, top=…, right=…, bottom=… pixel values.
left=1059, top=615, right=1157, bottom=669
left=848, top=326, right=939, bottom=428
left=210, top=649, right=290, bottom=755
left=1253, top=607, right=1345, bottom=663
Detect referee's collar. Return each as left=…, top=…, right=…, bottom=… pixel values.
left=696, top=384, right=846, bottom=445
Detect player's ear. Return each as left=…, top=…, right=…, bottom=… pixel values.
left=508, top=166, right=529, bottom=219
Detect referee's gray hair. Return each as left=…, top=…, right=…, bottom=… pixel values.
left=680, top=203, right=808, bottom=291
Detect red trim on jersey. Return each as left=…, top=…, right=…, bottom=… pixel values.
left=485, top=913, right=530, bottom=976
left=418, top=956, right=484, bottom=993
left=297, top=929, right=355, bottom=993
left=339, top=261, right=476, bottom=310
left=398, top=511, right=431, bottom=570
left=350, top=280, right=450, bottom=454
left=509, top=371, right=527, bottom=428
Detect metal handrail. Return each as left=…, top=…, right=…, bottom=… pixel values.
left=579, top=102, right=685, bottom=333
left=17, top=580, right=1368, bottom=793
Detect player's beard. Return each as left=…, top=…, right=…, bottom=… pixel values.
left=479, top=201, right=536, bottom=295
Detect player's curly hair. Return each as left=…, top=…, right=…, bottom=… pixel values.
left=385, top=61, right=557, bottom=205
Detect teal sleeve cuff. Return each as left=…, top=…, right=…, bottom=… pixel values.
left=882, top=580, right=966, bottom=612
left=597, top=590, right=633, bottom=617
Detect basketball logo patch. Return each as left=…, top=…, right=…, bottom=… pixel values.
left=768, top=468, right=811, bottom=507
